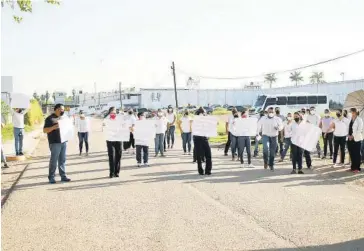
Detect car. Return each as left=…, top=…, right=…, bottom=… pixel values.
left=137, top=108, right=153, bottom=118
left=203, top=106, right=214, bottom=114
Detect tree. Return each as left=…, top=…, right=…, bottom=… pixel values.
left=45, top=91, right=50, bottom=105
left=310, top=71, right=324, bottom=84
left=289, top=71, right=304, bottom=86
left=1, top=0, right=60, bottom=23
left=264, top=73, right=277, bottom=88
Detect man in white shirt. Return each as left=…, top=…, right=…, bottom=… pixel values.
left=306, top=106, right=322, bottom=158
left=11, top=108, right=28, bottom=156
left=275, top=108, right=285, bottom=156
left=224, top=108, right=238, bottom=156
left=166, top=106, right=176, bottom=149
left=257, top=107, right=283, bottom=171
left=154, top=111, right=168, bottom=157
left=178, top=110, right=192, bottom=155
left=236, top=109, right=254, bottom=168
left=76, top=112, right=90, bottom=156
left=124, top=108, right=137, bottom=154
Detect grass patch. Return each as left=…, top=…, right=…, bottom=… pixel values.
left=1, top=124, right=33, bottom=142
left=212, top=108, right=230, bottom=115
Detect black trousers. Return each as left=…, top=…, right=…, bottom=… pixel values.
left=107, top=141, right=122, bottom=176
left=78, top=132, right=89, bottom=153
left=224, top=132, right=232, bottom=154
left=333, top=136, right=346, bottom=164
left=291, top=144, right=303, bottom=170
left=303, top=150, right=312, bottom=168
left=322, top=132, right=333, bottom=157
left=193, top=136, right=212, bottom=175
left=136, top=145, right=149, bottom=164
left=347, top=140, right=361, bottom=171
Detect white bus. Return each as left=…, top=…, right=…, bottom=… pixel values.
left=252, top=93, right=329, bottom=115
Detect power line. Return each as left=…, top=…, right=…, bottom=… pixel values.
left=176, top=48, right=364, bottom=80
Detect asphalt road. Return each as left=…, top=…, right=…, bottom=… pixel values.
left=2, top=118, right=364, bottom=251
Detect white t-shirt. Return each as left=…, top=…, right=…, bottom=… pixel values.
left=284, top=121, right=293, bottom=138
left=167, top=113, right=176, bottom=125
left=180, top=116, right=192, bottom=133
left=332, top=118, right=349, bottom=137
left=103, top=116, right=123, bottom=142
left=155, top=117, right=168, bottom=134
left=227, top=114, right=234, bottom=132
left=76, top=117, right=91, bottom=133
left=124, top=114, right=137, bottom=128
left=12, top=110, right=27, bottom=129
left=306, top=114, right=321, bottom=127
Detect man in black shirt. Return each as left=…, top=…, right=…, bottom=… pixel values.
left=43, top=104, right=71, bottom=184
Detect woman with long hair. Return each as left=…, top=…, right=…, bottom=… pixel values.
left=347, top=108, right=363, bottom=173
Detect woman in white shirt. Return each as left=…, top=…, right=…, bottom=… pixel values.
left=76, top=112, right=90, bottom=156
left=123, top=108, right=137, bottom=154
left=166, top=106, right=176, bottom=149
left=290, top=112, right=304, bottom=174
left=178, top=110, right=192, bottom=155
left=328, top=109, right=349, bottom=167
left=154, top=110, right=168, bottom=157
left=347, top=108, right=363, bottom=173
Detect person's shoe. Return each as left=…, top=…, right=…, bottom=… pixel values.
left=168, top=145, right=170, bottom=149
left=193, top=160, right=197, bottom=163
left=298, top=169, right=304, bottom=174
left=188, top=152, right=191, bottom=155
left=114, top=173, right=119, bottom=177
left=278, top=158, right=284, bottom=162
left=19, top=152, right=24, bottom=156
left=161, top=154, right=166, bottom=157
left=3, top=163, right=9, bottom=168
left=353, top=170, right=360, bottom=174
left=330, top=156, right=333, bottom=159
left=86, top=152, right=89, bottom=156
left=61, top=177, right=71, bottom=182
left=264, top=163, right=268, bottom=169
left=248, top=163, right=255, bottom=168
left=154, top=154, right=158, bottom=157
left=269, top=166, right=274, bottom=172
left=49, top=178, right=56, bottom=184
left=15, top=152, right=19, bottom=156
left=291, top=169, right=297, bottom=174
left=109, top=174, right=114, bottom=178
left=171, top=144, right=174, bottom=149
left=332, top=164, right=340, bottom=168
left=79, top=152, right=82, bottom=156
left=307, top=166, right=312, bottom=169
left=144, top=163, right=149, bottom=167
left=137, top=163, right=141, bottom=167
left=321, top=156, right=326, bottom=159
left=240, top=163, right=245, bottom=168
left=183, top=152, right=187, bottom=155
left=205, top=172, right=211, bottom=175
left=224, top=153, right=228, bottom=156
left=232, top=156, right=235, bottom=161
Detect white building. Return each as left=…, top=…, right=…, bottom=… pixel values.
left=76, top=91, right=140, bottom=108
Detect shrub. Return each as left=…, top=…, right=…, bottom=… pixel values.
left=24, top=99, right=44, bottom=127
left=212, top=108, right=230, bottom=115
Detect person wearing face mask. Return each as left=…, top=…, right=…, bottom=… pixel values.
left=327, top=109, right=349, bottom=168
left=257, top=107, right=283, bottom=171
left=123, top=108, right=137, bottom=154
left=43, top=104, right=71, bottom=184
left=230, top=111, right=240, bottom=161
left=306, top=106, right=322, bottom=158
left=236, top=109, right=254, bottom=168
left=166, top=106, right=176, bottom=149
left=178, top=110, right=193, bottom=155
left=154, top=110, right=168, bottom=157
left=193, top=107, right=212, bottom=175
left=135, top=112, right=150, bottom=167
left=253, top=111, right=265, bottom=157
left=275, top=108, right=285, bottom=156
left=11, top=107, right=29, bottom=156
left=319, top=109, right=334, bottom=159
left=224, top=108, right=238, bottom=157
left=290, top=112, right=305, bottom=174
left=346, top=108, right=363, bottom=173
left=279, top=113, right=293, bottom=162
left=103, top=107, right=123, bottom=178
left=76, top=111, right=91, bottom=156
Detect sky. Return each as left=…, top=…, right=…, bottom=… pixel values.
left=1, top=0, right=364, bottom=96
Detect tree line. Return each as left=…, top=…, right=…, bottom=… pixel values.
left=264, top=71, right=326, bottom=88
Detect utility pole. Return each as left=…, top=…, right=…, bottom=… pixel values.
left=171, top=61, right=179, bottom=109
left=119, top=82, right=122, bottom=109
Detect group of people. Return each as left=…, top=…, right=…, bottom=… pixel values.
left=36, top=103, right=363, bottom=184
left=224, top=106, right=363, bottom=174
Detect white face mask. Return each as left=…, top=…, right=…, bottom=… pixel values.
left=287, top=117, right=292, bottom=121
left=140, top=116, right=145, bottom=120
left=311, top=111, right=316, bottom=115
left=268, top=113, right=274, bottom=118
left=157, top=112, right=163, bottom=117
left=324, top=113, right=330, bottom=117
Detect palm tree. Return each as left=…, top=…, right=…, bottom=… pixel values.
left=264, top=73, right=277, bottom=88
left=289, top=71, right=304, bottom=86
left=310, top=71, right=324, bottom=84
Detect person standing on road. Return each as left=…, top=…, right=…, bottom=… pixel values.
left=154, top=110, right=168, bottom=157
left=275, top=108, right=285, bottom=156
left=279, top=113, right=293, bottom=162
left=166, top=106, right=176, bottom=149
left=347, top=108, right=363, bottom=173
left=178, top=110, right=192, bottom=155
left=237, top=109, right=254, bottom=168
left=104, top=107, right=122, bottom=178
left=193, top=107, right=212, bottom=175
left=123, top=108, right=137, bottom=154
left=290, top=112, right=305, bottom=174
left=328, top=109, right=349, bottom=168
left=257, top=107, right=283, bottom=171
left=253, top=111, right=265, bottom=157
left=43, top=104, right=71, bottom=184
left=135, top=112, right=150, bottom=167
left=306, top=106, right=322, bottom=158
left=224, top=108, right=237, bottom=156
left=230, top=111, right=240, bottom=161
left=76, top=111, right=90, bottom=156
left=319, top=109, right=334, bottom=159
left=11, top=108, right=28, bottom=156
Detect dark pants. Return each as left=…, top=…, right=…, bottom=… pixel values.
left=231, top=135, right=239, bottom=157
left=123, top=133, right=135, bottom=150
left=276, top=133, right=284, bottom=155
left=107, top=141, right=122, bottom=176
left=136, top=145, right=149, bottom=164
left=193, top=138, right=205, bottom=162
left=333, top=136, right=346, bottom=164
left=361, top=140, right=364, bottom=161
left=167, top=125, right=176, bottom=146
left=78, top=132, right=89, bottom=153
left=182, top=132, right=192, bottom=153
left=281, top=138, right=292, bottom=160
left=303, top=150, right=312, bottom=168
left=48, top=142, right=67, bottom=180
left=224, top=132, right=232, bottom=154
left=291, top=144, right=303, bottom=170
left=193, top=136, right=212, bottom=175
left=238, top=136, right=251, bottom=164
left=322, top=132, right=333, bottom=157
left=262, top=135, right=278, bottom=167
left=14, top=127, right=24, bottom=154
left=347, top=140, right=361, bottom=171
left=164, top=130, right=167, bottom=151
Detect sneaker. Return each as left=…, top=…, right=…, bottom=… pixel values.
left=144, top=163, right=149, bottom=167
left=183, top=152, right=187, bottom=155
left=188, top=152, right=191, bottom=155
left=61, top=177, right=71, bottom=182
left=19, top=152, right=24, bottom=156
left=298, top=170, right=304, bottom=174
left=332, top=164, right=341, bottom=168
left=248, top=163, right=255, bottom=168
left=307, top=166, right=312, bottom=169
left=205, top=172, right=211, bottom=176
left=240, top=163, right=245, bottom=168
left=49, top=178, right=56, bottom=184
left=291, top=170, right=297, bottom=174
left=264, top=163, right=268, bottom=169
left=224, top=153, right=228, bottom=156
left=114, top=174, right=119, bottom=177
left=353, top=170, right=360, bottom=174
left=278, top=158, right=284, bottom=162
left=137, top=163, right=141, bottom=167
left=154, top=154, right=158, bottom=157
left=269, top=166, right=274, bottom=172
left=321, top=156, right=326, bottom=159
left=171, top=145, right=174, bottom=149
left=3, top=163, right=9, bottom=168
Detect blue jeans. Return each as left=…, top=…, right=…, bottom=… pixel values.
left=136, top=145, right=149, bottom=164
left=238, top=136, right=251, bottom=164
left=262, top=135, right=278, bottom=168
left=254, top=136, right=261, bottom=156
left=14, top=127, right=24, bottom=154
left=167, top=125, right=176, bottom=146
left=182, top=132, right=192, bottom=153
left=281, top=138, right=292, bottom=160
left=78, top=132, right=89, bottom=153
left=231, top=135, right=239, bottom=157
left=48, top=142, right=67, bottom=180
left=155, top=134, right=165, bottom=155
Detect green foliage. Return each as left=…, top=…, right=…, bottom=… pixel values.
left=212, top=108, right=230, bottom=115
left=289, top=71, right=304, bottom=86
left=1, top=124, right=32, bottom=141
left=264, top=73, right=277, bottom=88
left=310, top=72, right=325, bottom=84
left=1, top=101, right=11, bottom=119
left=24, top=99, right=44, bottom=127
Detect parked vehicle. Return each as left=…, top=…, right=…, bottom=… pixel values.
left=203, top=106, right=214, bottom=114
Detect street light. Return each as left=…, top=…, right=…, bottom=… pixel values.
left=340, top=72, right=345, bottom=82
